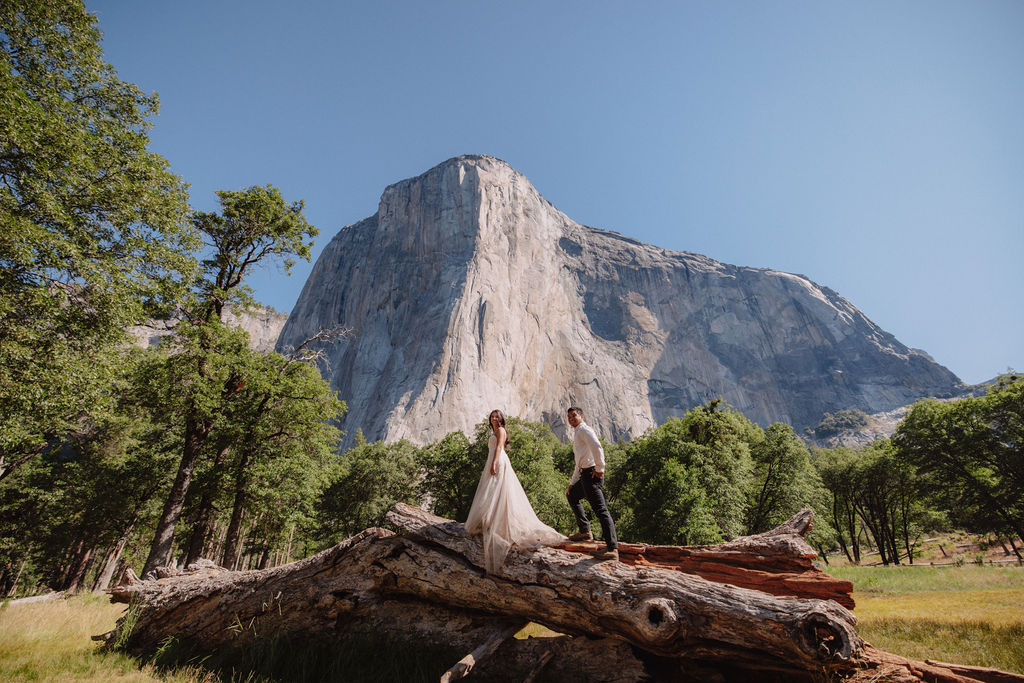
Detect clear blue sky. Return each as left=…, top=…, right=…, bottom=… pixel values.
left=88, top=0, right=1022, bottom=385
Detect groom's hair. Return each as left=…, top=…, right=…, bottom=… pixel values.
left=567, top=406, right=583, bottom=417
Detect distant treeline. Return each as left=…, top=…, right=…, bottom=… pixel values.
left=3, top=374, right=1022, bottom=598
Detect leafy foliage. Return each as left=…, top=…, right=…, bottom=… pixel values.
left=609, top=401, right=758, bottom=545
left=316, top=440, right=420, bottom=540
left=191, top=185, right=315, bottom=320
left=746, top=423, right=829, bottom=535
left=813, top=408, right=871, bottom=438
left=417, top=431, right=477, bottom=522
left=893, top=375, right=1024, bottom=544
left=0, top=0, right=197, bottom=476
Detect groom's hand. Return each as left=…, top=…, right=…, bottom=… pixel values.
left=594, top=471, right=604, bottom=478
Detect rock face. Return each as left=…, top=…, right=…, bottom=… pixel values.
left=130, top=307, right=288, bottom=353
left=277, top=155, right=964, bottom=444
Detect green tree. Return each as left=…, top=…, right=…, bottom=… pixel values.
left=215, top=344, right=345, bottom=569
left=0, top=0, right=197, bottom=481
left=609, top=400, right=756, bottom=545
left=745, top=423, right=829, bottom=535
left=893, top=375, right=1024, bottom=544
left=849, top=441, right=913, bottom=565
left=316, top=440, right=421, bottom=540
left=141, top=185, right=317, bottom=575
left=418, top=431, right=477, bottom=521
left=813, top=446, right=864, bottom=563
left=191, top=185, right=314, bottom=321
left=812, top=409, right=871, bottom=439
left=814, top=441, right=934, bottom=565
left=0, top=348, right=181, bottom=596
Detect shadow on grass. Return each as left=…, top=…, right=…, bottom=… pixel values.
left=146, top=631, right=464, bottom=683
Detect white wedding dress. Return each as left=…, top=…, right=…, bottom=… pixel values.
left=465, top=435, right=566, bottom=573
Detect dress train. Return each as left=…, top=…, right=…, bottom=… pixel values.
left=465, top=435, right=566, bottom=572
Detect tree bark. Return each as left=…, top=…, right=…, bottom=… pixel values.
left=566, top=507, right=854, bottom=608
left=142, top=417, right=211, bottom=576
left=220, top=452, right=250, bottom=569
left=5, top=557, right=27, bottom=597
left=183, top=442, right=231, bottom=567
left=93, top=517, right=138, bottom=592
left=64, top=545, right=93, bottom=593
left=106, top=504, right=1022, bottom=682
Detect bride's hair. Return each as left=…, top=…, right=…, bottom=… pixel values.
left=488, top=409, right=507, bottom=430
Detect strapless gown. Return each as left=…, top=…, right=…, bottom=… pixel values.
left=465, top=435, right=566, bottom=572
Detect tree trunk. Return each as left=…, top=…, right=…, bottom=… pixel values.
left=284, top=524, right=295, bottom=565
left=1008, top=535, right=1023, bottom=564
left=64, top=545, right=93, bottom=594
left=93, top=520, right=138, bottom=592
left=183, top=443, right=231, bottom=567
left=5, top=557, right=27, bottom=597
left=220, top=452, right=250, bottom=569
left=143, top=417, right=211, bottom=576
left=257, top=542, right=271, bottom=570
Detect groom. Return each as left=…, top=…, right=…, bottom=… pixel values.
left=565, top=406, right=619, bottom=561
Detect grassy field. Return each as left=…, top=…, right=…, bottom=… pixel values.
left=0, top=592, right=460, bottom=682
left=0, top=592, right=210, bottom=682
left=2, top=564, right=1022, bottom=680
left=830, top=564, right=1024, bottom=674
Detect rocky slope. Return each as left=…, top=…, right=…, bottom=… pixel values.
left=130, top=307, right=288, bottom=353
left=277, top=155, right=966, bottom=444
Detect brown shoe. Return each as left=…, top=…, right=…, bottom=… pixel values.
left=567, top=531, right=593, bottom=542
left=593, top=548, right=619, bottom=562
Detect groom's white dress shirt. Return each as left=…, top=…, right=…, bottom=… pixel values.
left=570, top=421, right=606, bottom=485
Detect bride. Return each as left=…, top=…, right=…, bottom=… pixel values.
left=465, top=410, right=566, bottom=572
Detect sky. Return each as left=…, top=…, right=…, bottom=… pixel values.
left=87, top=0, right=1022, bottom=385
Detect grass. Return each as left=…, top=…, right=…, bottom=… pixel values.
left=0, top=592, right=463, bottom=682
left=828, top=564, right=1024, bottom=674
left=829, top=563, right=1024, bottom=595
left=0, top=592, right=212, bottom=682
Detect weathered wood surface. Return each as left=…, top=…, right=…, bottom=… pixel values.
left=384, top=503, right=861, bottom=670
left=561, top=508, right=855, bottom=608
left=105, top=504, right=1024, bottom=682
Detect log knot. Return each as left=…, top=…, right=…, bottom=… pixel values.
left=633, top=597, right=682, bottom=644
left=794, top=608, right=862, bottom=662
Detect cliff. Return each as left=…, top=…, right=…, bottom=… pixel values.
left=277, top=155, right=964, bottom=443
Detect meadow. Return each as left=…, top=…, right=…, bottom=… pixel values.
left=2, top=563, right=1021, bottom=681
left=829, top=564, right=1024, bottom=674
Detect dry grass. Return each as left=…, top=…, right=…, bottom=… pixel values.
left=515, top=622, right=562, bottom=639
left=0, top=593, right=211, bottom=682
left=827, top=564, right=1024, bottom=674
left=0, top=592, right=463, bottom=682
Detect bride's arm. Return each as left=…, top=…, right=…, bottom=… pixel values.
left=491, top=427, right=507, bottom=475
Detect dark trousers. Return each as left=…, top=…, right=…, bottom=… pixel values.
left=567, top=467, right=618, bottom=550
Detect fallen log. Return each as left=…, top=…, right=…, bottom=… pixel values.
left=561, top=508, right=855, bottom=608
left=383, top=503, right=861, bottom=670
left=103, top=505, right=1024, bottom=682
